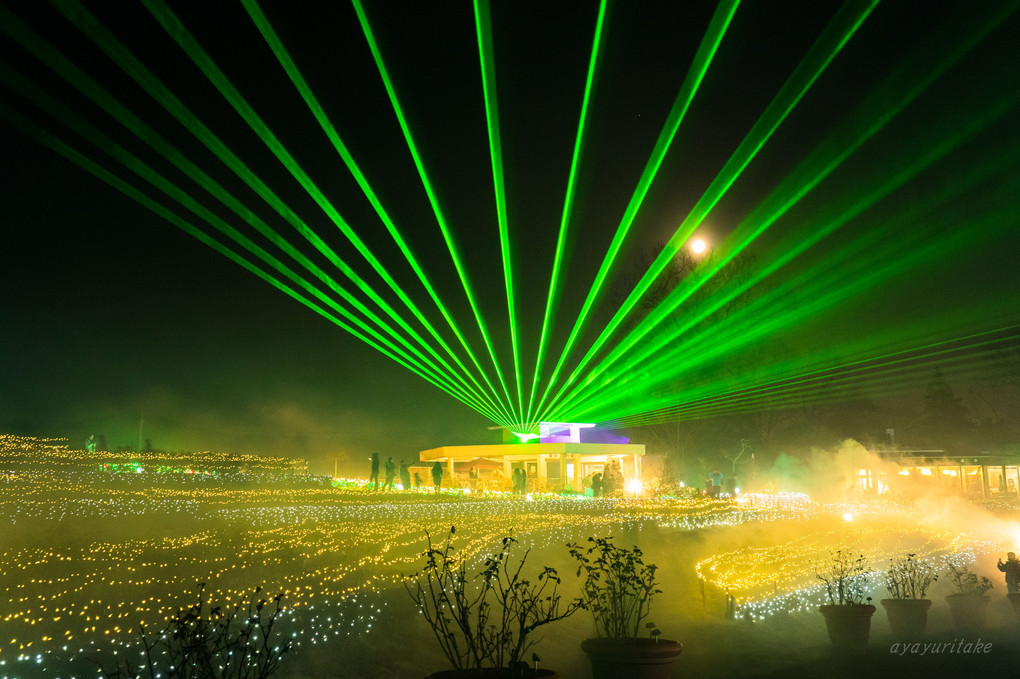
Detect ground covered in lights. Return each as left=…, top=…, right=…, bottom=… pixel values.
left=3, top=436, right=1020, bottom=678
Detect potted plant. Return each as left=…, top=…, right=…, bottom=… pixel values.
left=816, top=549, right=875, bottom=654
left=406, top=527, right=582, bottom=678
left=945, top=564, right=992, bottom=630
left=568, top=536, right=682, bottom=679
left=880, top=553, right=938, bottom=638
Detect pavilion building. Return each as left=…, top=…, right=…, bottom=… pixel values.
left=417, top=422, right=645, bottom=492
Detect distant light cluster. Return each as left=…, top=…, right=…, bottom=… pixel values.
left=0, top=434, right=308, bottom=473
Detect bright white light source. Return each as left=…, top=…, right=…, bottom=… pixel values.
left=843, top=512, right=853, bottom=522
left=625, top=479, right=643, bottom=494
left=691, top=239, right=706, bottom=253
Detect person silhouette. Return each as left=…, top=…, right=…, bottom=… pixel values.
left=997, top=552, right=1020, bottom=594
left=399, top=460, right=411, bottom=490
left=384, top=456, right=396, bottom=491
left=368, top=452, right=380, bottom=490
left=431, top=461, right=443, bottom=492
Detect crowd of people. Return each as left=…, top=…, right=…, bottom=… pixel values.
left=361, top=454, right=745, bottom=501
left=366, top=453, right=426, bottom=491
left=361, top=453, right=646, bottom=497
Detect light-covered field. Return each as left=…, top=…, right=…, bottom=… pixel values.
left=2, top=435, right=1017, bottom=678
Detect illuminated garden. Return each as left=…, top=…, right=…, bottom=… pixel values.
left=2, top=0, right=1019, bottom=677
left=3, top=433, right=1020, bottom=678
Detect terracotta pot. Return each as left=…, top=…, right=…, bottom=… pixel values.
left=581, top=637, right=683, bottom=679
left=880, top=598, right=932, bottom=638
left=818, top=604, right=876, bottom=655
left=945, top=594, right=990, bottom=630
left=426, top=669, right=559, bottom=679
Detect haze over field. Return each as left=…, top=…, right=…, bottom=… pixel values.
left=3, top=434, right=1020, bottom=678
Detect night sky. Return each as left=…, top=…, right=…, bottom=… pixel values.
left=2, top=1, right=1018, bottom=472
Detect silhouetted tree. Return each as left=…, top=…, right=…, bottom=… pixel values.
left=920, top=368, right=972, bottom=450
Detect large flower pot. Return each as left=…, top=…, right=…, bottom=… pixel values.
left=818, top=604, right=875, bottom=655
left=581, top=638, right=683, bottom=679
left=945, top=594, right=990, bottom=630
left=880, top=598, right=932, bottom=639
left=427, top=670, right=559, bottom=679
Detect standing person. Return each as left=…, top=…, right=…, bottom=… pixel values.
left=384, top=456, right=396, bottom=491
left=710, top=469, right=723, bottom=498
left=998, top=552, right=1020, bottom=594
left=608, top=460, right=623, bottom=494
left=431, top=461, right=443, bottom=492
left=469, top=466, right=479, bottom=491
left=399, top=460, right=411, bottom=491
left=368, top=452, right=380, bottom=490
left=602, top=465, right=616, bottom=495
left=591, top=472, right=603, bottom=498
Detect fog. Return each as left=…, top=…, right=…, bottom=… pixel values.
left=2, top=434, right=1019, bottom=678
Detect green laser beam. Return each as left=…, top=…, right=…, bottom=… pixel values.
left=546, top=6, right=1018, bottom=419
left=569, top=182, right=1020, bottom=424
left=526, top=0, right=607, bottom=428
left=238, top=0, right=514, bottom=426
left=540, top=0, right=881, bottom=420
left=3, top=1, right=1016, bottom=435
left=0, top=99, right=505, bottom=418
left=37, top=0, right=505, bottom=418
left=474, top=0, right=523, bottom=423
left=612, top=327, right=1020, bottom=426
left=351, top=0, right=519, bottom=423
left=534, top=0, right=743, bottom=419
left=135, top=0, right=510, bottom=419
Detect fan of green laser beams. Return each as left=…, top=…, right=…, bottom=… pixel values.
left=0, top=101, right=473, bottom=408
left=606, top=326, right=1020, bottom=428
left=0, top=3, right=513, bottom=425
left=544, top=18, right=1020, bottom=423
left=533, top=0, right=884, bottom=420
left=2, top=0, right=1017, bottom=436
left=350, top=0, right=521, bottom=427
left=239, top=0, right=513, bottom=427
left=563, top=171, right=1020, bottom=425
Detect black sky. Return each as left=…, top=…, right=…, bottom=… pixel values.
left=2, top=0, right=1018, bottom=471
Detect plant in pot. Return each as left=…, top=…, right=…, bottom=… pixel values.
left=816, top=549, right=875, bottom=655
left=568, top=536, right=682, bottom=679
left=945, top=563, right=992, bottom=630
left=881, top=553, right=938, bottom=638
left=406, top=527, right=583, bottom=678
